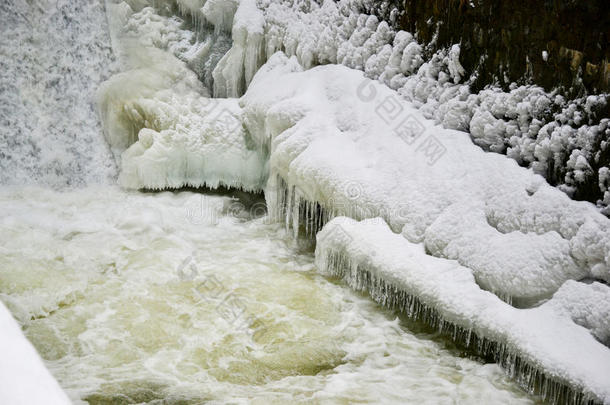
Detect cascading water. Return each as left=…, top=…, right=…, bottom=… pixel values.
left=0, top=0, right=118, bottom=188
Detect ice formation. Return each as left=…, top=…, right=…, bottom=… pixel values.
left=99, top=54, right=266, bottom=190
left=212, top=0, right=266, bottom=97
left=240, top=53, right=610, bottom=303
left=99, top=5, right=267, bottom=191
left=105, top=0, right=609, bottom=213
left=118, top=95, right=267, bottom=191
left=315, top=217, right=610, bottom=404
left=0, top=301, right=70, bottom=405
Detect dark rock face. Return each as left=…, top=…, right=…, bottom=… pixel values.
left=362, top=0, right=610, bottom=95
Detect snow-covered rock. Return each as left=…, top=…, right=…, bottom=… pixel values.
left=423, top=202, right=585, bottom=304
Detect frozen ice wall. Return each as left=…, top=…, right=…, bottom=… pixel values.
left=99, top=0, right=269, bottom=192
left=0, top=0, right=118, bottom=187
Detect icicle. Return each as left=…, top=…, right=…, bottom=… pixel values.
left=315, top=243, right=600, bottom=405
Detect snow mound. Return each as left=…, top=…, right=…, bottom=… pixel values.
left=545, top=280, right=610, bottom=347
left=0, top=301, right=70, bottom=404
left=241, top=53, right=610, bottom=302
left=315, top=217, right=610, bottom=404
left=423, top=202, right=585, bottom=304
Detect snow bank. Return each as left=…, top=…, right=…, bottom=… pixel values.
left=241, top=53, right=610, bottom=303
left=0, top=301, right=70, bottom=405
left=315, top=217, right=610, bottom=404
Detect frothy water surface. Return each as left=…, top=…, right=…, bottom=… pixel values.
left=0, top=187, right=537, bottom=404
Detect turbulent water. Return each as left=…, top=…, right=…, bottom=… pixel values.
left=0, top=187, right=539, bottom=404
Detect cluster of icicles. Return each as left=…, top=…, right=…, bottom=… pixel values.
left=271, top=173, right=600, bottom=405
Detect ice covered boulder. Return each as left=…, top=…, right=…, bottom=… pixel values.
left=0, top=301, right=70, bottom=405
left=423, top=202, right=585, bottom=304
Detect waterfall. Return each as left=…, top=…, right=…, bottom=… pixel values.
left=0, top=0, right=118, bottom=187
